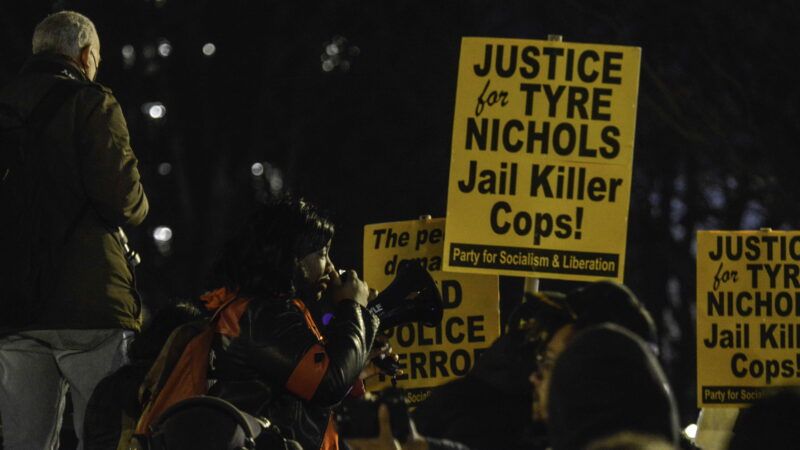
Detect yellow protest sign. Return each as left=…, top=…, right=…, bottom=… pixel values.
left=364, top=218, right=500, bottom=405
left=443, top=37, right=641, bottom=282
left=697, top=230, right=800, bottom=407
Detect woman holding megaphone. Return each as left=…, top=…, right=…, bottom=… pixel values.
left=201, top=196, right=385, bottom=450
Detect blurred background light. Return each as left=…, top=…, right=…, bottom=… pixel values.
left=250, top=161, right=284, bottom=201
left=157, top=162, right=173, bottom=176
left=142, top=102, right=167, bottom=119
left=122, top=45, right=135, bottom=59
left=325, top=43, right=340, bottom=56
left=149, top=104, right=165, bottom=119
left=153, top=226, right=173, bottom=256
left=153, top=226, right=173, bottom=243
left=320, top=35, right=357, bottom=73
left=157, top=39, right=172, bottom=57
left=268, top=169, right=284, bottom=192
left=121, top=44, right=135, bottom=68
left=202, top=43, right=216, bottom=56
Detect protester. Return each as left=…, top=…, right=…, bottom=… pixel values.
left=412, top=291, right=575, bottom=449
left=201, top=197, right=380, bottom=450
left=0, top=10, right=148, bottom=450
left=546, top=324, right=679, bottom=450
left=530, top=280, right=659, bottom=424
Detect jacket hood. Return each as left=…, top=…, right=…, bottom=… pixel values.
left=547, top=324, right=679, bottom=450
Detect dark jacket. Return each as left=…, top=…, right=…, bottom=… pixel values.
left=413, top=331, right=547, bottom=450
left=547, top=324, right=679, bottom=450
left=0, top=53, right=148, bottom=331
left=209, top=297, right=379, bottom=450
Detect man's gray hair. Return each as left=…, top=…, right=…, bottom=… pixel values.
left=32, top=11, right=98, bottom=59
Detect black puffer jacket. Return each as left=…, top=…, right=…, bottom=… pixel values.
left=209, top=297, right=379, bottom=450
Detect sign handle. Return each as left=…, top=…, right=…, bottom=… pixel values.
left=518, top=34, right=563, bottom=295
left=524, top=277, right=540, bottom=295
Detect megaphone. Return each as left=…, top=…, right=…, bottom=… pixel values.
left=367, top=261, right=443, bottom=332
left=366, top=261, right=443, bottom=380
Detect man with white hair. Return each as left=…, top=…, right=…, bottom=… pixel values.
left=0, top=10, right=148, bottom=449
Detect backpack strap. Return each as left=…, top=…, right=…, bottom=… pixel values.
left=285, top=300, right=330, bottom=402
left=0, top=79, right=88, bottom=333
left=291, top=299, right=324, bottom=342
left=26, top=80, right=89, bottom=245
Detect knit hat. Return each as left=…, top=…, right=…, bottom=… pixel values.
left=547, top=324, right=679, bottom=450
left=567, top=281, right=658, bottom=351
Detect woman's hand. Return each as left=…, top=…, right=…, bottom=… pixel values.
left=329, top=268, right=371, bottom=307
left=361, top=335, right=403, bottom=382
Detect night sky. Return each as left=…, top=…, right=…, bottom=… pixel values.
left=3, top=0, right=800, bottom=424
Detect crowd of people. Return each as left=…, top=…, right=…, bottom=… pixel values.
left=1, top=10, right=798, bottom=450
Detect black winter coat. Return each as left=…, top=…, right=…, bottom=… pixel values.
left=209, top=297, right=379, bottom=450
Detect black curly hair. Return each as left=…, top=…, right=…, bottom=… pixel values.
left=210, top=197, right=334, bottom=301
